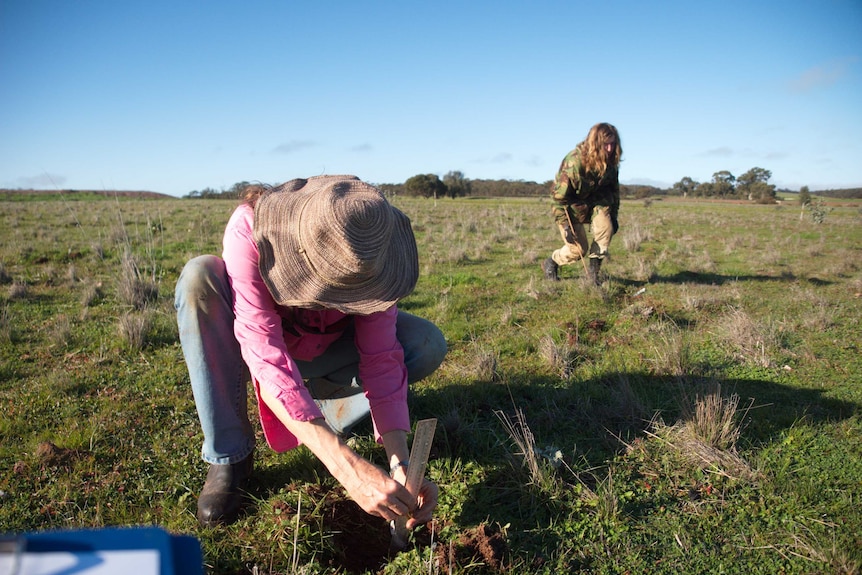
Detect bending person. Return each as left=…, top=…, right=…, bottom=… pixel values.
left=175, top=175, right=447, bottom=528
left=543, top=122, right=622, bottom=284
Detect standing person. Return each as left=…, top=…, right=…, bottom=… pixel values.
left=542, top=123, right=622, bottom=283
left=174, top=175, right=447, bottom=529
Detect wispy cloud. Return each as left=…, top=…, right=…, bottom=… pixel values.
left=787, top=57, right=857, bottom=93
left=697, top=146, right=789, bottom=163
left=470, top=152, right=514, bottom=166
left=348, top=143, right=372, bottom=153
left=524, top=155, right=544, bottom=167
left=697, top=147, right=734, bottom=158
left=272, top=140, right=317, bottom=154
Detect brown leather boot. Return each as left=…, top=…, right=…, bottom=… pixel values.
left=196, top=454, right=253, bottom=527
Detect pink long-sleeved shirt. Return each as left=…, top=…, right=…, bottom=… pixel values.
left=222, top=204, right=410, bottom=452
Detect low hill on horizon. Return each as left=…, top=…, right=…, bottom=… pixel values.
left=0, top=188, right=177, bottom=200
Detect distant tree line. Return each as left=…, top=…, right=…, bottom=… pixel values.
left=808, top=187, right=862, bottom=199
left=183, top=168, right=862, bottom=201
left=667, top=167, right=780, bottom=203
left=379, top=171, right=548, bottom=199
left=184, top=181, right=249, bottom=199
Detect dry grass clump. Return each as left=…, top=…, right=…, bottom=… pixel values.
left=496, top=407, right=542, bottom=486
left=49, top=314, right=73, bottom=349
left=789, top=286, right=837, bottom=331
left=650, top=385, right=755, bottom=480
left=723, top=235, right=746, bottom=255
left=621, top=221, right=651, bottom=252
left=713, top=307, right=781, bottom=368
left=7, top=281, right=28, bottom=300
left=520, top=248, right=541, bottom=267
left=0, top=304, right=12, bottom=344
left=820, top=247, right=860, bottom=278
left=450, top=341, right=502, bottom=382
left=694, top=249, right=718, bottom=274
left=495, top=406, right=564, bottom=494
left=80, top=281, right=104, bottom=308
left=681, top=284, right=735, bottom=313
left=647, top=323, right=693, bottom=377
left=66, top=264, right=79, bottom=284
left=90, top=242, right=105, bottom=260
left=117, top=248, right=158, bottom=310
left=118, top=310, right=153, bottom=351
left=631, top=256, right=654, bottom=282
left=538, top=334, right=576, bottom=379
left=473, top=347, right=501, bottom=382
left=523, top=275, right=562, bottom=300
left=0, top=262, right=11, bottom=284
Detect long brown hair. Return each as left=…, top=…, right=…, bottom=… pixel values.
left=580, top=123, right=622, bottom=176
left=241, top=183, right=270, bottom=207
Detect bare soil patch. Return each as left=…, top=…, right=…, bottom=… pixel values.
left=435, top=523, right=507, bottom=573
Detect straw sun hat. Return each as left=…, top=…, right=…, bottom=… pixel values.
left=253, top=175, right=418, bottom=315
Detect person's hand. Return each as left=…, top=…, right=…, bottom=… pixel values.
left=611, top=213, right=619, bottom=234
left=341, top=457, right=416, bottom=521
left=406, top=478, right=438, bottom=529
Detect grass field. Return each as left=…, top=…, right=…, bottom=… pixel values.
left=1, top=193, right=860, bottom=574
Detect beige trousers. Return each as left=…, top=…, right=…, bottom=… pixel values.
left=551, top=206, right=614, bottom=266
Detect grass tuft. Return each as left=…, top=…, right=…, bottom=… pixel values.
left=117, top=248, right=159, bottom=310
left=0, top=304, right=12, bottom=344
left=7, top=281, right=28, bottom=300
left=652, top=384, right=756, bottom=480
left=118, top=309, right=153, bottom=351
left=713, top=306, right=782, bottom=368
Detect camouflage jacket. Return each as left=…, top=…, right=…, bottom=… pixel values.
left=550, top=145, right=620, bottom=225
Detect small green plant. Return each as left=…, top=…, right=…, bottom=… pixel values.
left=808, top=197, right=831, bottom=224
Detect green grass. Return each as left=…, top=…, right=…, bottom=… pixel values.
left=1, top=195, right=860, bottom=574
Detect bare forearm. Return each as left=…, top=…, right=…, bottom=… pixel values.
left=258, top=387, right=362, bottom=486
left=381, top=429, right=410, bottom=483
left=258, top=387, right=416, bottom=520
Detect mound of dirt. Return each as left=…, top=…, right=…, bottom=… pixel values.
left=435, top=523, right=507, bottom=573
left=35, top=441, right=82, bottom=468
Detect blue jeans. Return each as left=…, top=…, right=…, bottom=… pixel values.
left=174, top=255, right=447, bottom=465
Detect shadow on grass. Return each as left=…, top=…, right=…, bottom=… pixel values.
left=406, top=370, right=857, bottom=557
left=651, top=270, right=833, bottom=286
left=207, top=371, right=856, bottom=573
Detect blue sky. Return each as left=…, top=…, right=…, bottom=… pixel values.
left=1, top=1, right=860, bottom=197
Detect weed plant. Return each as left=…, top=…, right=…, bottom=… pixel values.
left=1, top=194, right=860, bottom=574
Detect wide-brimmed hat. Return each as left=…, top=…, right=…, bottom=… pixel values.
left=253, top=175, right=418, bottom=315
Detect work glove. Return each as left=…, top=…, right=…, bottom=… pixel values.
left=611, top=213, right=619, bottom=234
